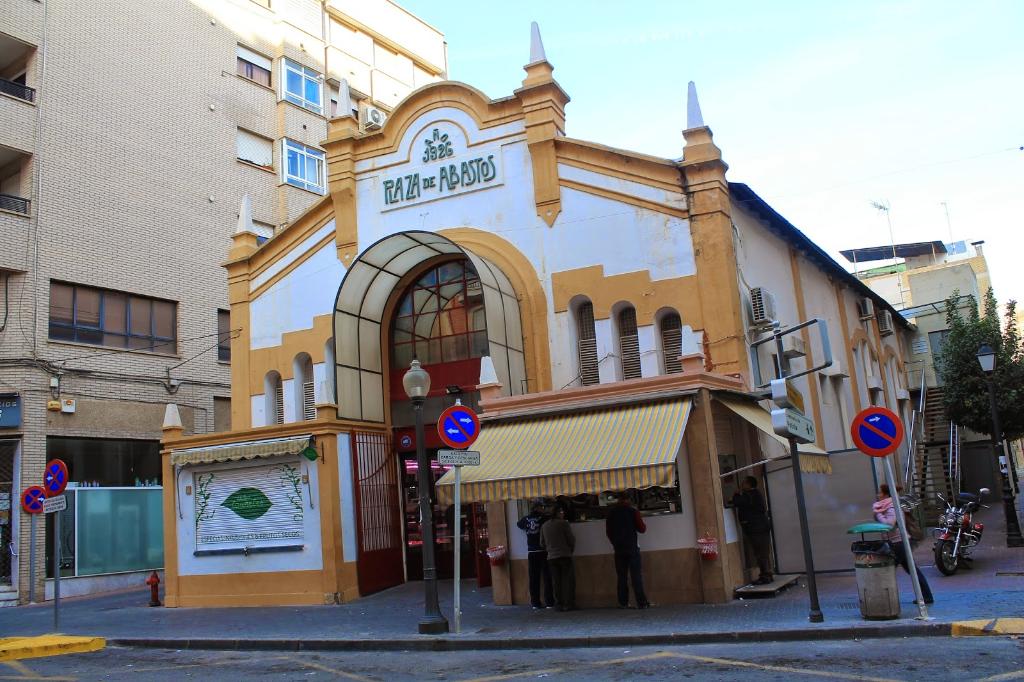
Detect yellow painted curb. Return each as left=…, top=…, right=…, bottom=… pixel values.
left=952, top=618, right=1024, bottom=637
left=0, top=634, right=105, bottom=661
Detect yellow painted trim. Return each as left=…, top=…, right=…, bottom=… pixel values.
left=559, top=178, right=688, bottom=219
left=172, top=570, right=331, bottom=607
left=0, top=635, right=105, bottom=661
left=952, top=617, right=1024, bottom=637
left=551, top=265, right=702, bottom=326
left=249, top=229, right=338, bottom=300
left=160, top=447, right=180, bottom=607
left=249, top=314, right=335, bottom=396
left=788, top=249, right=825, bottom=449
left=835, top=283, right=863, bottom=414
left=556, top=138, right=683, bottom=192
left=246, top=207, right=335, bottom=287
left=441, top=227, right=553, bottom=392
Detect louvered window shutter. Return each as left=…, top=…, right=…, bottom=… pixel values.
left=302, top=380, right=316, bottom=421
left=618, top=308, right=641, bottom=380
left=274, top=383, right=285, bottom=424
left=577, top=303, right=599, bottom=386
left=237, top=129, right=273, bottom=167
left=661, top=314, right=683, bottom=374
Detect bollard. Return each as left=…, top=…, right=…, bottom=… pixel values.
left=145, top=571, right=161, bottom=607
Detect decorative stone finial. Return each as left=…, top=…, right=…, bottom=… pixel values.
left=686, top=81, right=704, bottom=129
left=235, top=194, right=254, bottom=235
left=162, top=403, right=183, bottom=430
left=336, top=79, right=353, bottom=119
left=529, top=21, right=547, bottom=64
left=478, top=356, right=499, bottom=386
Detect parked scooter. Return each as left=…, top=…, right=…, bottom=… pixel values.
left=933, top=487, right=989, bottom=575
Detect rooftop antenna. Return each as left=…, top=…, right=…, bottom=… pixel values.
left=940, top=201, right=954, bottom=243
left=870, top=199, right=906, bottom=309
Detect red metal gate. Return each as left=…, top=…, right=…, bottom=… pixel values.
left=352, top=431, right=405, bottom=595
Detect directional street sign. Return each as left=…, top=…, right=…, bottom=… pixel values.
left=772, top=407, right=816, bottom=444
left=42, top=495, right=67, bottom=514
left=21, top=485, right=45, bottom=514
left=437, top=405, right=480, bottom=450
left=437, top=450, right=480, bottom=466
left=851, top=407, right=904, bottom=457
left=44, top=459, right=69, bottom=498
left=770, top=378, right=805, bottom=414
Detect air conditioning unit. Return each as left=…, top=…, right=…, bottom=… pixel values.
left=361, top=105, right=387, bottom=130
left=858, top=298, right=875, bottom=320
left=748, top=287, right=777, bottom=328
left=878, top=310, right=894, bottom=335
left=781, top=335, right=806, bottom=359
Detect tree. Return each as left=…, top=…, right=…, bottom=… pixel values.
left=937, top=288, right=1024, bottom=439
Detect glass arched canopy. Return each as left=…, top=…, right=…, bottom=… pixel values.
left=333, top=231, right=525, bottom=422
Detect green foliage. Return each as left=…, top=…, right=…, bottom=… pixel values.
left=937, top=288, right=1024, bottom=439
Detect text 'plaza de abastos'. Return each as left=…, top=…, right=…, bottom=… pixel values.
left=161, top=24, right=913, bottom=608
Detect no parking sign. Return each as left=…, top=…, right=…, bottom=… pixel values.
left=850, top=407, right=904, bottom=457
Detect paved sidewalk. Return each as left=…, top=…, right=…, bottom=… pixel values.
left=2, top=515, right=1020, bottom=651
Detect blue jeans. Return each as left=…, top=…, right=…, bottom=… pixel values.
left=892, top=541, right=933, bottom=603
left=614, top=550, right=649, bottom=607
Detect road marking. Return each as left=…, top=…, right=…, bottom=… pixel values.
left=283, top=657, right=375, bottom=681
left=0, top=636, right=104, bottom=662
left=126, top=654, right=288, bottom=673
left=952, top=618, right=1024, bottom=637
left=664, top=652, right=901, bottom=682
left=978, top=671, right=1024, bottom=682
left=0, top=660, right=76, bottom=681
left=460, top=667, right=564, bottom=682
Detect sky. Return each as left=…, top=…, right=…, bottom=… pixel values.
left=400, top=0, right=1023, bottom=308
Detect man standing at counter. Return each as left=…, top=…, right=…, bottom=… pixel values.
left=606, top=492, right=650, bottom=609
left=517, top=502, right=555, bottom=609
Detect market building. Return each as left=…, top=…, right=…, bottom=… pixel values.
left=160, top=26, right=914, bottom=608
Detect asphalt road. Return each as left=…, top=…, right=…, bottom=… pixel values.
left=5, top=637, right=1024, bottom=681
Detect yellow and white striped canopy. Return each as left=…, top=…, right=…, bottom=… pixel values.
left=435, top=399, right=692, bottom=505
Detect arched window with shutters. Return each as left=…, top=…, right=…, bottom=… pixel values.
left=264, top=371, right=284, bottom=425
left=294, top=353, right=315, bottom=421
left=616, top=305, right=641, bottom=380
left=574, top=299, right=599, bottom=386
left=658, top=311, right=683, bottom=374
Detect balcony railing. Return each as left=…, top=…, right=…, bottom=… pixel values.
left=0, top=78, right=35, bottom=103
left=0, top=193, right=30, bottom=215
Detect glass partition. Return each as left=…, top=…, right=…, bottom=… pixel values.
left=72, top=488, right=163, bottom=576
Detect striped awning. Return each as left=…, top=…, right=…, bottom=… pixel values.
left=435, top=399, right=691, bottom=505
left=170, top=435, right=312, bottom=466
left=718, top=398, right=832, bottom=474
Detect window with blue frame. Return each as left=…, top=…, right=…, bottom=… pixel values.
left=282, top=58, right=322, bottom=114
left=282, top=139, right=325, bottom=193
left=49, top=281, right=177, bottom=354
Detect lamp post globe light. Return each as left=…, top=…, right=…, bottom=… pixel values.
left=976, top=345, right=1024, bottom=547
left=403, top=359, right=449, bottom=634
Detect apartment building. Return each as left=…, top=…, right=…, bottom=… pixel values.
left=0, top=0, right=446, bottom=605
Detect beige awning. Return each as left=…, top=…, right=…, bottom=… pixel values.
left=170, top=435, right=312, bottom=466
left=718, top=398, right=832, bottom=475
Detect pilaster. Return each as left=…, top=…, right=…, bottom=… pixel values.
left=323, top=115, right=361, bottom=265
left=514, top=57, right=569, bottom=227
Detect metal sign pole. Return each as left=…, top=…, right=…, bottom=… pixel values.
left=453, top=464, right=462, bottom=634
left=53, top=510, right=60, bottom=631
left=882, top=456, right=928, bottom=619
left=29, top=515, right=35, bottom=603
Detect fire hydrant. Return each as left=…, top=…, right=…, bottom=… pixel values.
left=145, top=571, right=161, bottom=607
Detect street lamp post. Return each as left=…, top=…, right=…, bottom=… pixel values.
left=403, top=359, right=450, bottom=634
left=976, top=345, right=1024, bottom=548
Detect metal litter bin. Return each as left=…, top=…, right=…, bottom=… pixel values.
left=848, top=523, right=899, bottom=620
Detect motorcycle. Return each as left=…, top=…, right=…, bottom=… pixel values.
left=932, top=487, right=989, bottom=575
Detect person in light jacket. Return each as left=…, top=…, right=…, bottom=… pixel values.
left=540, top=505, right=576, bottom=611
left=873, top=484, right=933, bottom=604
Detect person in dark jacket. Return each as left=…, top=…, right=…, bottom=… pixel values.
left=605, top=491, right=650, bottom=609
left=731, top=476, right=773, bottom=584
left=516, top=502, right=555, bottom=609
left=540, top=505, right=576, bottom=611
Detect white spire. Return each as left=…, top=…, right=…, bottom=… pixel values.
left=162, top=403, right=182, bottom=430
left=686, top=81, right=704, bottom=129
left=478, top=355, right=499, bottom=386
left=529, top=21, right=547, bottom=64
left=235, top=194, right=254, bottom=235
left=336, top=79, right=352, bottom=119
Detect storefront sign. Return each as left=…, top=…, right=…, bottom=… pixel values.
left=194, top=460, right=305, bottom=549
left=380, top=128, right=503, bottom=211
left=0, top=394, right=20, bottom=428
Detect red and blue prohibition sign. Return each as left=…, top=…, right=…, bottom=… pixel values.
left=21, top=485, right=45, bottom=514
left=851, top=407, right=905, bottom=458
left=437, top=405, right=480, bottom=449
left=43, top=459, right=69, bottom=497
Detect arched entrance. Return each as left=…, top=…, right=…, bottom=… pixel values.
left=332, top=231, right=528, bottom=594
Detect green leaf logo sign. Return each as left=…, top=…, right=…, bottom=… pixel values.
left=220, top=487, right=273, bottom=520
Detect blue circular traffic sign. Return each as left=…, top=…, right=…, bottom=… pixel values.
left=44, top=459, right=69, bottom=497
left=437, top=405, right=480, bottom=449
left=851, top=407, right=904, bottom=457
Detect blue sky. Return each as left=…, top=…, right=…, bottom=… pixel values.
left=401, top=0, right=1023, bottom=309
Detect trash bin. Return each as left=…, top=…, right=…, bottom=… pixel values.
left=848, top=523, right=900, bottom=620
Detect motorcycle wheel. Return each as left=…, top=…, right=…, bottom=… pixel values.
left=935, top=539, right=959, bottom=575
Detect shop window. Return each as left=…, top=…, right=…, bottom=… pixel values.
left=236, top=45, right=272, bottom=87
left=265, top=371, right=284, bottom=424
left=47, top=436, right=161, bottom=487
left=217, top=310, right=231, bottom=362
left=281, top=58, right=322, bottom=114
left=575, top=301, right=599, bottom=386
left=617, top=306, right=641, bottom=380
left=659, top=312, right=683, bottom=374
left=282, top=139, right=325, bottom=193
left=48, top=281, right=176, bottom=354
left=526, top=485, right=682, bottom=523
left=390, top=260, right=487, bottom=368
